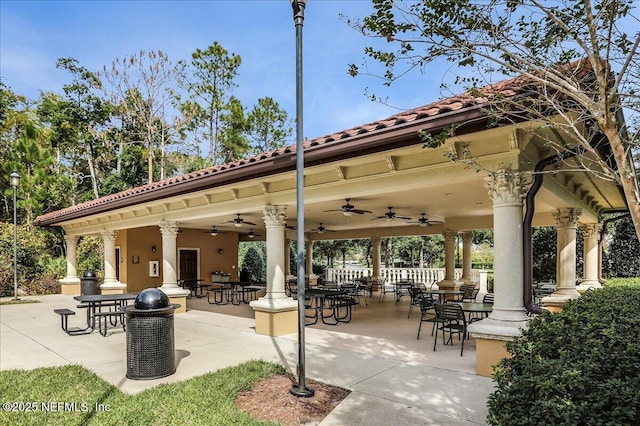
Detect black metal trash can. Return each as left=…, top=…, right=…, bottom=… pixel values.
left=125, top=288, right=180, bottom=380
left=80, top=271, right=100, bottom=295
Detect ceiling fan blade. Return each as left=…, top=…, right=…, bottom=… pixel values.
left=351, top=209, right=372, bottom=214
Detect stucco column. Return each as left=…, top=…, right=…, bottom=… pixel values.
left=59, top=234, right=81, bottom=295
left=305, top=240, right=316, bottom=284
left=251, top=206, right=297, bottom=335
left=371, top=237, right=381, bottom=281
left=438, top=230, right=459, bottom=289
left=101, top=230, right=125, bottom=292
left=469, top=169, right=532, bottom=339
left=543, top=208, right=582, bottom=307
left=460, top=231, right=474, bottom=284
left=284, top=238, right=292, bottom=278
left=578, top=223, right=602, bottom=292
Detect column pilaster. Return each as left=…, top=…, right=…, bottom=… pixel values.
left=543, top=208, right=582, bottom=308
left=460, top=231, right=474, bottom=283
left=578, top=223, right=602, bottom=292
left=437, top=230, right=459, bottom=289
left=251, top=206, right=297, bottom=335
left=469, top=169, right=532, bottom=339
left=101, top=230, right=125, bottom=293
left=60, top=235, right=81, bottom=295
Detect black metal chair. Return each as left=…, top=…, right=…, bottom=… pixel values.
left=433, top=302, right=468, bottom=356
left=482, top=293, right=494, bottom=304
left=394, top=280, right=413, bottom=305
left=416, top=296, right=437, bottom=339
left=408, top=287, right=425, bottom=318
left=457, top=284, right=478, bottom=302
left=378, top=278, right=394, bottom=302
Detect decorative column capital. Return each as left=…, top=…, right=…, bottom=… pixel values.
left=579, top=222, right=602, bottom=238
left=159, top=221, right=179, bottom=236
left=100, top=229, right=118, bottom=241
left=64, top=234, right=78, bottom=246
left=443, top=229, right=458, bottom=241
left=553, top=208, right=582, bottom=228
left=263, top=205, right=287, bottom=227
left=370, top=236, right=381, bottom=246
left=484, top=169, right=533, bottom=205
left=461, top=230, right=474, bottom=244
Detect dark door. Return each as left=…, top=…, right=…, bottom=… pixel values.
left=115, top=247, right=120, bottom=281
left=179, top=250, right=198, bottom=281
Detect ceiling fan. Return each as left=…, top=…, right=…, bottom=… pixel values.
left=310, top=223, right=335, bottom=234
left=407, top=213, right=444, bottom=227
left=374, top=207, right=411, bottom=221
left=247, top=228, right=263, bottom=239
left=285, top=222, right=296, bottom=230
left=323, top=198, right=372, bottom=216
left=225, top=214, right=257, bottom=228
left=203, top=226, right=226, bottom=236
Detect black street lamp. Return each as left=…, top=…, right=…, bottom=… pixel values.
left=290, top=0, right=314, bottom=398
left=10, top=171, right=20, bottom=301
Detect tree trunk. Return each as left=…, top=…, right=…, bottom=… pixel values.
left=603, top=127, right=640, bottom=242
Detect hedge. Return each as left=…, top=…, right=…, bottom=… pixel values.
left=487, top=286, right=640, bottom=425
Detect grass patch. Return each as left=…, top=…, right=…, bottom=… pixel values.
left=0, top=298, right=40, bottom=305
left=0, top=361, right=285, bottom=425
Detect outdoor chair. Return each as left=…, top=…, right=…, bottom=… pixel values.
left=378, top=278, right=394, bottom=303
left=433, top=302, right=468, bottom=356
left=457, top=284, right=477, bottom=302
left=468, top=293, right=494, bottom=323
left=394, top=280, right=413, bottom=305
left=408, top=287, right=425, bottom=318
left=416, top=296, right=437, bottom=339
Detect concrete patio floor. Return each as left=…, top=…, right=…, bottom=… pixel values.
left=1, top=293, right=495, bottom=425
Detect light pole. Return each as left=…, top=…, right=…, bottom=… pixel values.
left=289, top=0, right=313, bottom=398
left=10, top=171, right=20, bottom=301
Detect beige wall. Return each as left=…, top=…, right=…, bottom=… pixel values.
left=177, top=229, right=240, bottom=281
left=116, top=227, right=240, bottom=293
left=119, top=227, right=162, bottom=292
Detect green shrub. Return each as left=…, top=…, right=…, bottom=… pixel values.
left=241, top=245, right=265, bottom=284
left=487, top=286, right=640, bottom=425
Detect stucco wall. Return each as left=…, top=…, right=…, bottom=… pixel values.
left=117, top=227, right=240, bottom=293
left=177, top=229, right=240, bottom=281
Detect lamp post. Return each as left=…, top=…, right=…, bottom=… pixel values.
left=289, top=0, right=313, bottom=398
left=10, top=171, right=20, bottom=301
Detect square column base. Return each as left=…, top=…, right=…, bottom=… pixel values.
left=475, top=338, right=511, bottom=377
left=101, top=288, right=125, bottom=295
left=254, top=309, right=298, bottom=336
left=61, top=283, right=80, bottom=296
left=168, top=296, right=187, bottom=313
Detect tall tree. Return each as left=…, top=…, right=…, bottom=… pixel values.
left=38, top=58, right=112, bottom=200
left=181, top=42, right=242, bottom=165
left=218, top=96, right=250, bottom=163
left=246, top=97, right=293, bottom=154
left=349, top=0, right=640, bottom=240
left=101, top=50, right=181, bottom=184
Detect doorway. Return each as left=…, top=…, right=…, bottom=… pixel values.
left=179, top=249, right=199, bottom=281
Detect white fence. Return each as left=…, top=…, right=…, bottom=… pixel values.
left=326, top=267, right=482, bottom=285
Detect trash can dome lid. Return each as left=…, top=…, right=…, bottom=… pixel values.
left=83, top=271, right=97, bottom=278
left=135, top=288, right=170, bottom=309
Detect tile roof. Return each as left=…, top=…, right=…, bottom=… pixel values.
left=33, top=74, right=528, bottom=226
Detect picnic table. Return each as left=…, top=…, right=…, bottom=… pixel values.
left=305, top=288, right=358, bottom=325
left=73, top=293, right=137, bottom=335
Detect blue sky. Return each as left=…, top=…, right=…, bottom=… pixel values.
left=1, top=0, right=445, bottom=141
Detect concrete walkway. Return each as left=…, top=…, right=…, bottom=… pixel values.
left=0, top=295, right=494, bottom=425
